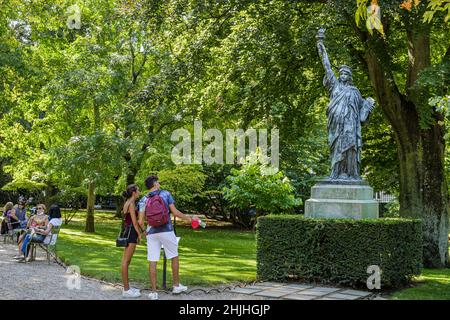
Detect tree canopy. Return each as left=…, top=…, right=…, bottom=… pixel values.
left=0, top=0, right=448, bottom=265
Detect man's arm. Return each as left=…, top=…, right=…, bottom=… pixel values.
left=138, top=197, right=146, bottom=229
left=169, top=204, right=192, bottom=224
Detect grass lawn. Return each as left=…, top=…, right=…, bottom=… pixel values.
left=389, top=238, right=450, bottom=300
left=56, top=211, right=257, bottom=288
left=390, top=268, right=450, bottom=300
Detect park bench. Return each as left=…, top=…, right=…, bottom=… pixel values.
left=27, top=227, right=61, bottom=264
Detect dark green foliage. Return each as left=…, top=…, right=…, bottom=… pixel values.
left=362, top=108, right=399, bottom=195
left=257, top=215, right=422, bottom=288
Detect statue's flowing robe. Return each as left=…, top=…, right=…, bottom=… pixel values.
left=324, top=69, right=371, bottom=179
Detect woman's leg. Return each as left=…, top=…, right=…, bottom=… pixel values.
left=17, top=233, right=25, bottom=253
left=121, top=243, right=136, bottom=291
left=21, top=234, right=31, bottom=255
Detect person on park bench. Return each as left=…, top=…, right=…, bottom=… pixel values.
left=16, top=204, right=48, bottom=260
left=138, top=174, right=193, bottom=300
left=13, top=199, right=28, bottom=229
left=16, top=204, right=62, bottom=262
left=1, top=202, right=21, bottom=235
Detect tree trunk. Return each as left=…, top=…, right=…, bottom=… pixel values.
left=85, top=181, right=95, bottom=233
left=365, top=49, right=449, bottom=268
left=44, top=184, right=58, bottom=210
left=115, top=196, right=124, bottom=218
left=395, top=105, right=449, bottom=267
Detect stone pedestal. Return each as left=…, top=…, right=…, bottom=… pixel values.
left=305, top=180, right=379, bottom=219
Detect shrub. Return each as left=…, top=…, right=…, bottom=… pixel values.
left=222, top=150, right=301, bottom=215
left=383, top=199, right=400, bottom=218
left=157, top=165, right=206, bottom=213
left=257, top=215, right=422, bottom=288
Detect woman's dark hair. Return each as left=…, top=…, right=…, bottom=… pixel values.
left=144, top=174, right=158, bottom=190
left=122, top=184, right=139, bottom=199
left=49, top=204, right=61, bottom=220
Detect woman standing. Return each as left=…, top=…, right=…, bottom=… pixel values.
left=121, top=184, right=143, bottom=298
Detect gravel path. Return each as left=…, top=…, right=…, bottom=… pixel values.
left=0, top=242, right=267, bottom=300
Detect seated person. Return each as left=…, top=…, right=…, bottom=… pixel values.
left=1, top=202, right=21, bottom=234
left=15, top=204, right=48, bottom=261
left=13, top=199, right=28, bottom=229
left=1, top=202, right=14, bottom=234
left=40, top=204, right=63, bottom=245
left=16, top=204, right=62, bottom=261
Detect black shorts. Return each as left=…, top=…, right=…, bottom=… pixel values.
left=125, top=225, right=138, bottom=245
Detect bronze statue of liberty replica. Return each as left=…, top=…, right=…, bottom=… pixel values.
left=305, top=29, right=379, bottom=219
left=316, top=28, right=375, bottom=181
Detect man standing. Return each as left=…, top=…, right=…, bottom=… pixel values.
left=138, top=174, right=193, bottom=300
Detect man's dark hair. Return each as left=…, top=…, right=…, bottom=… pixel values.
left=144, top=174, right=158, bottom=190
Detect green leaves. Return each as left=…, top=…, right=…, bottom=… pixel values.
left=157, top=165, right=207, bottom=208
left=423, top=0, right=450, bottom=24
left=50, top=132, right=122, bottom=191
left=222, top=149, right=301, bottom=213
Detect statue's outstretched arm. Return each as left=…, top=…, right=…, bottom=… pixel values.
left=316, top=29, right=336, bottom=91
left=317, top=41, right=332, bottom=74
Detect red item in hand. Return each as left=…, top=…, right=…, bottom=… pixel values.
left=191, top=218, right=200, bottom=229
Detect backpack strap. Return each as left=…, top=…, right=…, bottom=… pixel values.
left=148, top=190, right=161, bottom=198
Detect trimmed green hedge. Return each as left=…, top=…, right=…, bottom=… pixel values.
left=256, top=215, right=422, bottom=288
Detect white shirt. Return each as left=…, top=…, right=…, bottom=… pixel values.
left=43, top=218, right=62, bottom=245
left=49, top=218, right=62, bottom=228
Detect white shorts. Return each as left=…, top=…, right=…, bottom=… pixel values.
left=146, top=231, right=179, bottom=262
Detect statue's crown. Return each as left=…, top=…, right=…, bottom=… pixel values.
left=339, top=65, right=352, bottom=74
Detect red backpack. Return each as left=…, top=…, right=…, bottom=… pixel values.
left=145, top=191, right=170, bottom=227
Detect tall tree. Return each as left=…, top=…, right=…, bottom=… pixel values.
left=315, top=0, right=449, bottom=266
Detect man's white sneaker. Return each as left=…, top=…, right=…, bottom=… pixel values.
left=148, top=292, right=159, bottom=300
left=122, top=288, right=141, bottom=298
left=172, top=284, right=188, bottom=294
left=130, top=287, right=141, bottom=294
